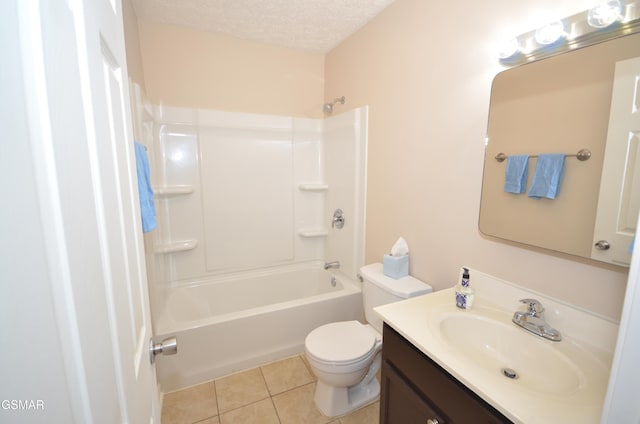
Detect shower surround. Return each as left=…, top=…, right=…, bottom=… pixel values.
left=131, top=86, right=368, bottom=391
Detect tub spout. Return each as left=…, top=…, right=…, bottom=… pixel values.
left=324, top=261, right=340, bottom=270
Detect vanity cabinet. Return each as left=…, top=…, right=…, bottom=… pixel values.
left=380, top=323, right=512, bottom=424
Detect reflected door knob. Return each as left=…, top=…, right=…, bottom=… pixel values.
left=332, top=209, right=345, bottom=229
left=594, top=240, right=611, bottom=250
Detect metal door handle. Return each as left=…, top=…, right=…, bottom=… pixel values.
left=149, top=336, right=178, bottom=364
left=594, top=240, right=611, bottom=250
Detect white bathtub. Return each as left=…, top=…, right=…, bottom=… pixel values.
left=154, top=265, right=363, bottom=392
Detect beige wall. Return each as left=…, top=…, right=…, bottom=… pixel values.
left=137, top=21, right=325, bottom=118
left=326, top=0, right=628, bottom=319
left=122, top=0, right=146, bottom=87
left=128, top=0, right=629, bottom=319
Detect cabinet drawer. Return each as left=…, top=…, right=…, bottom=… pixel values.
left=382, top=323, right=511, bottom=423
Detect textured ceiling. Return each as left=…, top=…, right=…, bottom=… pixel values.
left=131, top=0, right=396, bottom=53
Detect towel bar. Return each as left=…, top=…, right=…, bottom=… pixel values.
left=494, top=148, right=591, bottom=163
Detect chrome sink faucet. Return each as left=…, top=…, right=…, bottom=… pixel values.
left=512, top=299, right=562, bottom=341
left=324, top=261, right=340, bottom=270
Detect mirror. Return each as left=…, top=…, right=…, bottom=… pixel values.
left=479, top=32, right=640, bottom=266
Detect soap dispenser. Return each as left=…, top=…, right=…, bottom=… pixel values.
left=455, top=267, right=475, bottom=310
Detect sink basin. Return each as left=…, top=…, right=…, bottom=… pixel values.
left=375, top=277, right=617, bottom=423
left=434, top=307, right=587, bottom=396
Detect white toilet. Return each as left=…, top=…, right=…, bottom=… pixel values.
left=304, top=263, right=432, bottom=417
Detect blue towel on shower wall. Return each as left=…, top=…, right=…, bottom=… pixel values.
left=134, top=142, right=157, bottom=232
left=528, top=154, right=566, bottom=199
left=504, top=155, right=529, bottom=194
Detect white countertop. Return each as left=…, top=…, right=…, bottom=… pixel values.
left=374, top=268, right=618, bottom=424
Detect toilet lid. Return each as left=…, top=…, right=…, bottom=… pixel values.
left=305, top=321, right=377, bottom=365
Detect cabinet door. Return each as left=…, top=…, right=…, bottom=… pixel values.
left=382, top=324, right=512, bottom=424
left=380, top=360, right=445, bottom=424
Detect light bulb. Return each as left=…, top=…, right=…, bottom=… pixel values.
left=498, top=38, right=520, bottom=59
left=587, top=0, right=623, bottom=28
left=534, top=20, right=565, bottom=45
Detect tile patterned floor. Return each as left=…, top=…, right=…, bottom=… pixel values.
left=161, top=355, right=380, bottom=424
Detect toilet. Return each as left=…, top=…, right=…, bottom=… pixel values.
left=304, top=263, right=432, bottom=417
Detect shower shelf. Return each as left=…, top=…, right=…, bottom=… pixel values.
left=298, top=183, right=328, bottom=192
left=154, top=239, right=198, bottom=253
left=153, top=185, right=194, bottom=196
left=298, top=229, right=328, bottom=238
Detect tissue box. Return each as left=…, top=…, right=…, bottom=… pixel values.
left=383, top=254, right=409, bottom=279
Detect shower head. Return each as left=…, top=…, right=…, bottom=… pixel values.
left=323, top=96, right=346, bottom=114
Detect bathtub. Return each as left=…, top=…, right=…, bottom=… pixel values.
left=154, top=264, right=363, bottom=392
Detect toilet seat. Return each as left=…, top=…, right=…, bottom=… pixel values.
left=305, top=321, right=380, bottom=366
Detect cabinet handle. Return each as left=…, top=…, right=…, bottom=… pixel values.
left=427, top=419, right=440, bottom=424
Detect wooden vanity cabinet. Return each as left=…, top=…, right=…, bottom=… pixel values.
left=380, top=323, right=513, bottom=424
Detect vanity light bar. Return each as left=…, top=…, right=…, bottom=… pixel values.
left=499, top=0, right=640, bottom=66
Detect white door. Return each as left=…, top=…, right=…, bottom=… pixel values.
left=592, top=56, right=640, bottom=266
left=15, top=0, right=158, bottom=422
left=601, top=217, right=640, bottom=422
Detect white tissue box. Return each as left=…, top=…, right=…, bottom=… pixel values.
left=383, top=254, right=409, bottom=279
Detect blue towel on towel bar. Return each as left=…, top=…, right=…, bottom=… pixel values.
left=134, top=142, right=157, bottom=232
left=528, top=154, right=566, bottom=199
left=504, top=155, right=529, bottom=194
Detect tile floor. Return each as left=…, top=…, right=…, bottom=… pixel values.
left=161, top=355, right=380, bottom=424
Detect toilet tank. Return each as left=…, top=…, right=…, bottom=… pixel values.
left=359, top=263, right=432, bottom=333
